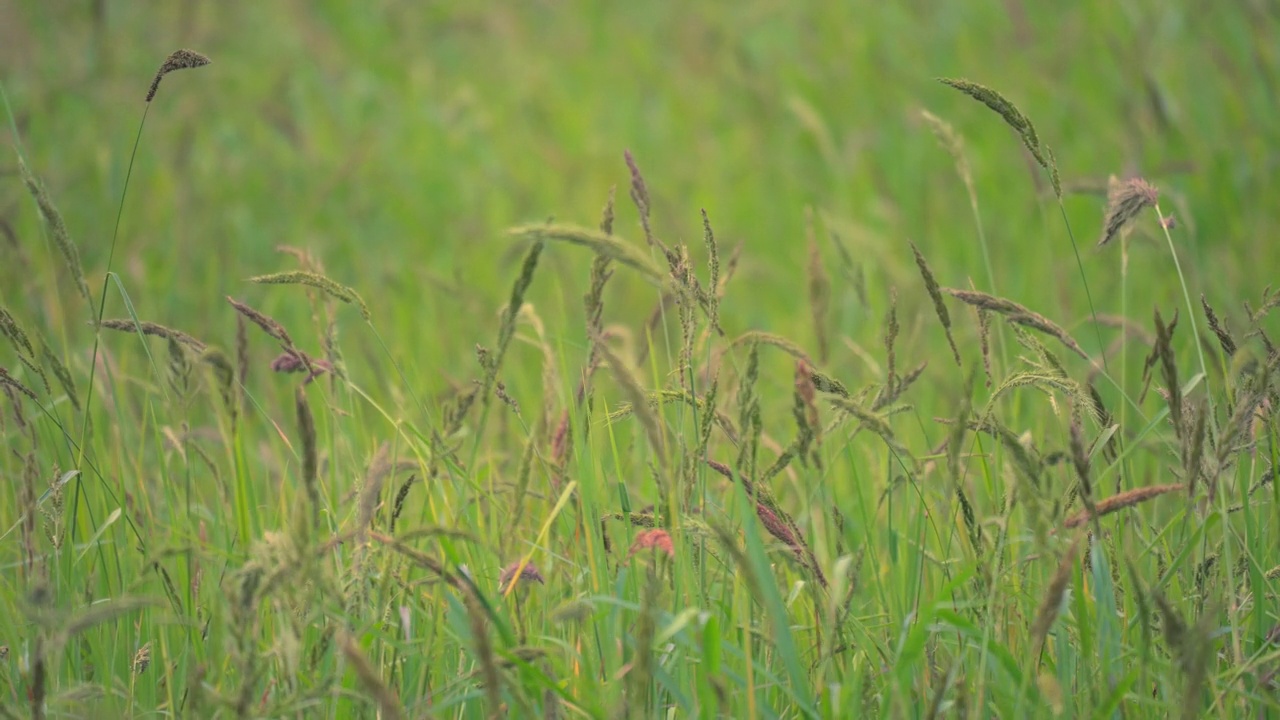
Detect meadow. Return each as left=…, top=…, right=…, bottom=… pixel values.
left=1, top=2, right=1279, bottom=717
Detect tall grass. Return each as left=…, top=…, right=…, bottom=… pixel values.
left=1, top=5, right=1278, bottom=718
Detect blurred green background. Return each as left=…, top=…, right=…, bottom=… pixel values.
left=4, top=1, right=1277, bottom=359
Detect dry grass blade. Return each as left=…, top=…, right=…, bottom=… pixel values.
left=1098, top=176, right=1159, bottom=247
left=248, top=271, right=371, bottom=321
left=509, top=223, right=665, bottom=283
left=944, top=288, right=1088, bottom=359
left=910, top=242, right=961, bottom=366
left=18, top=157, right=92, bottom=309
left=146, top=49, right=211, bottom=102
left=1062, top=483, right=1183, bottom=528
left=338, top=631, right=407, bottom=720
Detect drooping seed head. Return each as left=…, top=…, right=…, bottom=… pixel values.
left=146, top=49, right=211, bottom=102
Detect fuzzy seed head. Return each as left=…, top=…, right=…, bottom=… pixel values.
left=147, top=49, right=211, bottom=102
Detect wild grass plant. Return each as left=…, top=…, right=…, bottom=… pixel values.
left=1, top=4, right=1279, bottom=718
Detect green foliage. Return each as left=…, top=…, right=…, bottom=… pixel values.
left=1, top=3, right=1278, bottom=718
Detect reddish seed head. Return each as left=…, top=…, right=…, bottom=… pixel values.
left=628, top=529, right=674, bottom=559
left=500, top=561, right=545, bottom=590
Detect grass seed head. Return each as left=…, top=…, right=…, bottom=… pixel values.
left=1200, top=294, right=1237, bottom=359
left=703, top=208, right=722, bottom=336
left=736, top=341, right=762, bottom=483
left=920, top=109, right=974, bottom=195
left=18, top=157, right=92, bottom=310
left=1068, top=413, right=1096, bottom=516
left=512, top=223, right=665, bottom=284
left=0, top=307, right=36, bottom=360
left=338, top=631, right=406, bottom=720
left=628, top=529, right=675, bottom=559
left=99, top=319, right=207, bottom=351
left=132, top=642, right=152, bottom=674
left=39, top=342, right=78, bottom=410
left=910, top=242, right=961, bottom=366
left=938, top=77, right=1059, bottom=196
left=1030, top=534, right=1081, bottom=654
left=500, top=560, right=545, bottom=591
left=624, top=149, right=654, bottom=246
left=1063, top=483, right=1183, bottom=528
left=248, top=271, right=371, bottom=321
left=146, top=49, right=211, bottom=102
left=295, top=387, right=320, bottom=530
left=226, top=297, right=294, bottom=348
left=1098, top=177, right=1159, bottom=247
left=0, top=367, right=38, bottom=402
left=945, top=287, right=1087, bottom=360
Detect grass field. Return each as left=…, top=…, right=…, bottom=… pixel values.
left=2, top=2, right=1280, bottom=717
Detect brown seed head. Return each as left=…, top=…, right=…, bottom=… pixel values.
left=133, top=642, right=152, bottom=674
left=147, top=49, right=211, bottom=102
left=1098, top=177, right=1159, bottom=247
